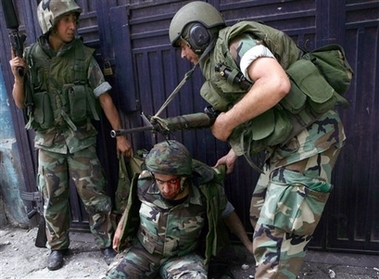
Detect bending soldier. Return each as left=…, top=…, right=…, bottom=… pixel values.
left=169, top=2, right=347, bottom=278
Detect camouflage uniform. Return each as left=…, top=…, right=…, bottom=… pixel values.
left=104, top=141, right=232, bottom=278
left=169, top=2, right=349, bottom=277
left=197, top=22, right=346, bottom=278
left=250, top=110, right=345, bottom=278
left=25, top=33, right=114, bottom=250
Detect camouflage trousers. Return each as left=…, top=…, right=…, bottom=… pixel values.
left=104, top=241, right=207, bottom=279
left=249, top=146, right=341, bottom=278
left=37, top=146, right=113, bottom=250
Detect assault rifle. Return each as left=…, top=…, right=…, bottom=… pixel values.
left=111, top=106, right=219, bottom=138
left=1, top=0, right=26, bottom=76
left=20, top=191, right=47, bottom=248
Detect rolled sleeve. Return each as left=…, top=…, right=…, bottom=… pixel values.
left=93, top=81, right=112, bottom=98
left=88, top=57, right=112, bottom=98
left=240, top=45, right=275, bottom=82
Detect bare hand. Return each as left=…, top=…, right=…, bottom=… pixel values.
left=214, top=148, right=238, bottom=174
left=116, top=136, right=133, bottom=158
left=9, top=55, right=27, bottom=78
left=112, top=225, right=122, bottom=252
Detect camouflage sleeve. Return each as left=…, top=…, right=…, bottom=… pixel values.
left=229, top=33, right=275, bottom=82
left=87, top=57, right=112, bottom=98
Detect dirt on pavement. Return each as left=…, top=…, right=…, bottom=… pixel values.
left=1, top=225, right=379, bottom=279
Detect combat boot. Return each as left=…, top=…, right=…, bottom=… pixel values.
left=47, top=249, right=67, bottom=271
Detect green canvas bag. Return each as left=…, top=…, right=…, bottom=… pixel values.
left=283, top=44, right=352, bottom=117
left=115, top=152, right=146, bottom=214
left=303, top=44, right=354, bottom=96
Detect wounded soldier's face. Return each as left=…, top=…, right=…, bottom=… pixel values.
left=153, top=173, right=187, bottom=200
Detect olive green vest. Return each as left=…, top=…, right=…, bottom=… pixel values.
left=199, top=21, right=350, bottom=159
left=24, top=37, right=100, bottom=131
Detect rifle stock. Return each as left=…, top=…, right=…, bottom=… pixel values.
left=20, top=191, right=47, bottom=248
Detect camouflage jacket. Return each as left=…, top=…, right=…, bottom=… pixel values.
left=117, top=160, right=229, bottom=265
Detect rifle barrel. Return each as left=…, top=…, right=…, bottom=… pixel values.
left=1, top=0, right=25, bottom=76
left=110, top=125, right=154, bottom=138
left=1, top=0, right=19, bottom=29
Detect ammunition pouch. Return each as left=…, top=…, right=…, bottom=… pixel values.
left=65, top=83, right=100, bottom=123
left=226, top=44, right=353, bottom=171
left=24, top=39, right=100, bottom=131
left=229, top=108, right=292, bottom=171
left=27, top=84, right=99, bottom=131
left=30, top=91, right=54, bottom=130
left=303, top=44, right=353, bottom=96
left=200, top=22, right=353, bottom=171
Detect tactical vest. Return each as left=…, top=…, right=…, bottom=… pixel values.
left=24, top=37, right=100, bottom=131
left=117, top=160, right=229, bottom=265
left=199, top=21, right=351, bottom=158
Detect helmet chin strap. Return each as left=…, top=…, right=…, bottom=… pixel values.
left=153, top=38, right=217, bottom=119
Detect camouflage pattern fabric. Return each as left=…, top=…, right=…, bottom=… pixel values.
left=105, top=241, right=207, bottom=279
left=105, top=174, right=208, bottom=278
left=249, top=110, right=345, bottom=278
left=145, top=140, right=193, bottom=176
left=136, top=175, right=207, bottom=257
left=104, top=167, right=227, bottom=278
left=35, top=121, right=98, bottom=154
left=37, top=0, right=82, bottom=34
left=38, top=146, right=113, bottom=250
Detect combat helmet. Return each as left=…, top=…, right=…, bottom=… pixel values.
left=145, top=140, right=192, bottom=176
left=169, top=1, right=225, bottom=54
left=37, top=0, right=82, bottom=34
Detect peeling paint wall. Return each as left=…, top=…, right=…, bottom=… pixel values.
left=0, top=64, right=29, bottom=227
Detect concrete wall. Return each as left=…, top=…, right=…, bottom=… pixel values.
left=0, top=64, right=29, bottom=227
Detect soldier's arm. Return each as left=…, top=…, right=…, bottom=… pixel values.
left=210, top=35, right=291, bottom=142
left=220, top=195, right=253, bottom=254
left=224, top=211, right=253, bottom=254
left=9, top=54, right=27, bottom=109
left=88, top=58, right=133, bottom=157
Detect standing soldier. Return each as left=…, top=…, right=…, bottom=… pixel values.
left=169, top=1, right=348, bottom=278
left=9, top=0, right=132, bottom=271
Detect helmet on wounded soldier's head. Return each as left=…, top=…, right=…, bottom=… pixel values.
left=37, top=0, right=82, bottom=34
left=145, top=140, right=192, bottom=177
left=169, top=1, right=225, bottom=54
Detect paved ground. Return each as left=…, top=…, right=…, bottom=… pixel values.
left=0, top=225, right=378, bottom=279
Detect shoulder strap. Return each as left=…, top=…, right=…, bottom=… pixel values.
left=74, top=41, right=87, bottom=84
